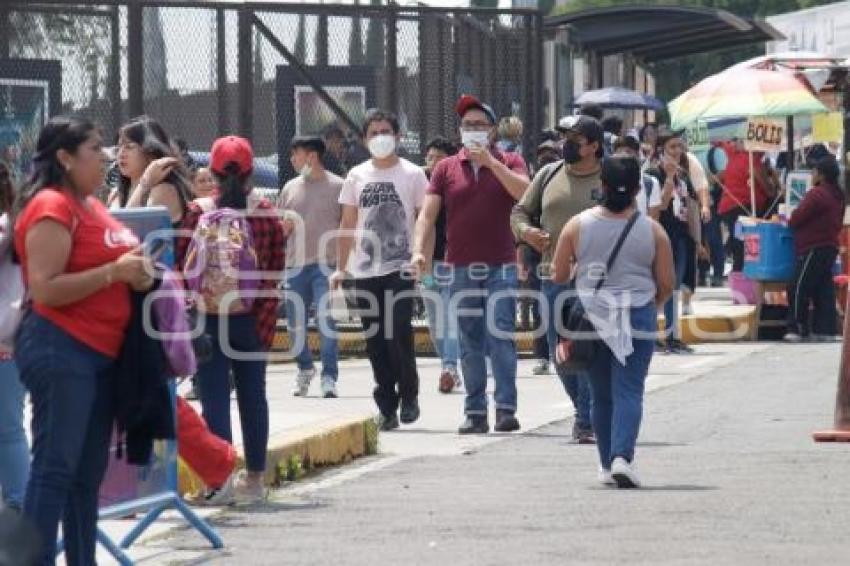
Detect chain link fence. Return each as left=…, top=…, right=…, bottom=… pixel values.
left=1, top=1, right=542, bottom=185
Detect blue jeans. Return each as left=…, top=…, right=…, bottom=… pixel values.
left=452, top=264, right=518, bottom=416
left=663, top=231, right=690, bottom=339
left=423, top=262, right=460, bottom=371
left=197, top=314, right=269, bottom=472
left=589, top=303, right=657, bottom=468
left=284, top=263, right=338, bottom=380
left=0, top=358, right=29, bottom=510
left=15, top=312, right=116, bottom=566
left=541, top=280, right=593, bottom=430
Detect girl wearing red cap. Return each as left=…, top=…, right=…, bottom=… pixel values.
left=176, top=135, right=285, bottom=503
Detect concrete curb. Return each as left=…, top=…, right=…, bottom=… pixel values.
left=271, top=307, right=760, bottom=357
left=178, top=414, right=378, bottom=495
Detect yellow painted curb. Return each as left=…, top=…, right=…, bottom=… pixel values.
left=271, top=309, right=759, bottom=359
left=178, top=414, right=377, bottom=495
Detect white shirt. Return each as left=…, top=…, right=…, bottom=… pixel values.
left=636, top=174, right=662, bottom=216
left=339, top=158, right=428, bottom=278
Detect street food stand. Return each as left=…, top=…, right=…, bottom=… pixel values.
left=670, top=67, right=831, bottom=339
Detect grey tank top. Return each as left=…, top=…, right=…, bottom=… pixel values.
left=575, top=208, right=656, bottom=307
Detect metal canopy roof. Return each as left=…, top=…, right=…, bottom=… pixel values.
left=545, top=6, right=785, bottom=62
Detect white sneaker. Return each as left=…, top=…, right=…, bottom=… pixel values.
left=611, top=457, right=641, bottom=489
left=783, top=332, right=802, bottom=343
left=292, top=368, right=316, bottom=397
left=232, top=470, right=267, bottom=504
left=185, top=471, right=236, bottom=507
left=321, top=376, right=338, bottom=398
left=532, top=359, right=550, bottom=375
left=682, top=303, right=694, bottom=316
left=597, top=467, right=616, bottom=487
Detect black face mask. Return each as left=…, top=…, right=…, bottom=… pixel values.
left=563, top=140, right=582, bottom=164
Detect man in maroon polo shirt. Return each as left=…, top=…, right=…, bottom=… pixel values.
left=412, top=95, right=530, bottom=434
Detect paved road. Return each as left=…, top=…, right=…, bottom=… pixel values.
left=139, top=341, right=849, bottom=565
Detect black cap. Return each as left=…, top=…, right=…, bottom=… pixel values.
left=536, top=139, right=560, bottom=153
left=291, top=136, right=326, bottom=156
left=565, top=116, right=603, bottom=145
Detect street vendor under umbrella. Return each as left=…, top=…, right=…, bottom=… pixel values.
left=784, top=155, right=845, bottom=343
left=717, top=138, right=781, bottom=272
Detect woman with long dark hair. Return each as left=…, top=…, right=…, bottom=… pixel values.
left=175, top=136, right=284, bottom=503
left=110, top=115, right=192, bottom=225
left=552, top=154, right=673, bottom=488
left=0, top=161, right=29, bottom=513
left=649, top=129, right=699, bottom=354
left=13, top=115, right=153, bottom=564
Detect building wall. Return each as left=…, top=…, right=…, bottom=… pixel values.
left=767, top=0, right=850, bottom=58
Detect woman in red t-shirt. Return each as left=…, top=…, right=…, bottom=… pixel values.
left=13, top=115, right=154, bottom=565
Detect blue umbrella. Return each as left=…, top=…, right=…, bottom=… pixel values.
left=573, top=87, right=665, bottom=111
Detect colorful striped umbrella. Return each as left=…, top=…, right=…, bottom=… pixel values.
left=669, top=68, right=828, bottom=131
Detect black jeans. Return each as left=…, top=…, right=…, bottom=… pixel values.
left=721, top=206, right=748, bottom=272
left=786, top=246, right=839, bottom=336
left=350, top=271, right=420, bottom=417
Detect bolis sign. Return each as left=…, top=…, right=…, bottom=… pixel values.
left=744, top=118, right=785, bottom=152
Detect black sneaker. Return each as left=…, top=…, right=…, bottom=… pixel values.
left=571, top=421, right=596, bottom=444
left=458, top=415, right=489, bottom=434
left=666, top=338, right=694, bottom=354
left=494, top=410, right=520, bottom=432
left=400, top=400, right=420, bottom=424
left=376, top=413, right=400, bottom=431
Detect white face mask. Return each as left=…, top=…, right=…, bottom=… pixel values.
left=461, top=130, right=489, bottom=149
left=299, top=163, right=312, bottom=180
left=368, top=135, right=396, bottom=160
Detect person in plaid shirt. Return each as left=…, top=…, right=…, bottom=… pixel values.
left=175, top=136, right=284, bottom=504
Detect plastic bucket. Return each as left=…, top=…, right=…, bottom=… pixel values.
left=741, top=221, right=795, bottom=282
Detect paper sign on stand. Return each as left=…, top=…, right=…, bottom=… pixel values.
left=786, top=170, right=814, bottom=214
left=743, top=117, right=786, bottom=152
left=812, top=112, right=844, bottom=144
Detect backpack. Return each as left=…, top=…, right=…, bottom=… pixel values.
left=642, top=175, right=654, bottom=211
left=529, top=161, right=566, bottom=226
left=183, top=208, right=259, bottom=314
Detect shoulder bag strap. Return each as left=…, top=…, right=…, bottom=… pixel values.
left=594, top=211, right=641, bottom=293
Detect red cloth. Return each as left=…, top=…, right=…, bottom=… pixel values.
left=176, top=396, right=236, bottom=488
left=427, top=148, right=528, bottom=265
left=718, top=143, right=770, bottom=216
left=14, top=188, right=137, bottom=358
left=175, top=198, right=285, bottom=350
left=788, top=182, right=845, bottom=255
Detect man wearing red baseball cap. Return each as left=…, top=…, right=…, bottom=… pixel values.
left=412, top=95, right=530, bottom=434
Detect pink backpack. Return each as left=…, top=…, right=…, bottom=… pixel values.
left=184, top=208, right=259, bottom=314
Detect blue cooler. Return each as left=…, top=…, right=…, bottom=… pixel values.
left=741, top=221, right=795, bottom=281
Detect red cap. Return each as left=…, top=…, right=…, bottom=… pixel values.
left=455, top=94, right=497, bottom=124
left=210, top=136, right=253, bottom=176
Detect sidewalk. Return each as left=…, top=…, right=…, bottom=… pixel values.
left=81, top=341, right=770, bottom=564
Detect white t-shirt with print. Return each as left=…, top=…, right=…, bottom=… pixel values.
left=339, top=158, right=428, bottom=278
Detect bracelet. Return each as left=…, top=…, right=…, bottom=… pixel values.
left=104, top=263, right=114, bottom=287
